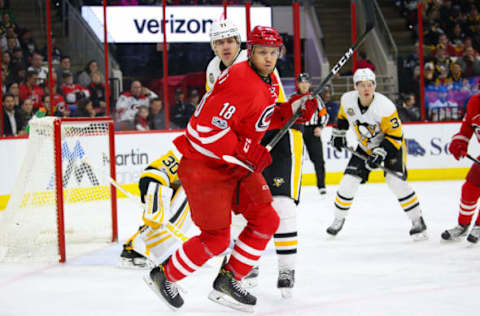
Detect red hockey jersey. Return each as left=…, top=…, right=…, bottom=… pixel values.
left=174, top=60, right=293, bottom=162
left=458, top=94, right=480, bottom=142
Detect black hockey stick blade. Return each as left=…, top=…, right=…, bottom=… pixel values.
left=346, top=146, right=405, bottom=180
left=265, top=0, right=376, bottom=152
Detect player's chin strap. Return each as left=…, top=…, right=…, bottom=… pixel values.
left=345, top=146, right=406, bottom=180
left=81, top=157, right=189, bottom=242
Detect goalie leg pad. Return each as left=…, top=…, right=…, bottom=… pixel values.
left=272, top=196, right=297, bottom=271
left=460, top=181, right=480, bottom=226
left=386, top=174, right=421, bottom=220
left=143, top=182, right=173, bottom=229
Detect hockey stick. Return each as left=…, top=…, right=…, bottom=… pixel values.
left=345, top=146, right=405, bottom=180
left=81, top=158, right=189, bottom=242
left=265, top=0, right=376, bottom=152
left=466, top=153, right=480, bottom=165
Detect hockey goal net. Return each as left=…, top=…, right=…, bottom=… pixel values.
left=0, top=117, right=117, bottom=263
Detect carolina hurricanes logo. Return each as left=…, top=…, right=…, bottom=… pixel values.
left=473, top=124, right=480, bottom=141
left=256, top=104, right=275, bottom=131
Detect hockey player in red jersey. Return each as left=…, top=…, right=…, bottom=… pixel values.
left=143, top=26, right=316, bottom=312
left=443, top=94, right=480, bottom=243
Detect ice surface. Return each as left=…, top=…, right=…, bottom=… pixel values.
left=1, top=180, right=479, bottom=316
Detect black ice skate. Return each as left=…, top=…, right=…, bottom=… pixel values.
left=119, top=244, right=153, bottom=269
left=326, top=217, right=345, bottom=236
left=410, top=216, right=428, bottom=241
left=143, top=265, right=184, bottom=310
left=441, top=224, right=469, bottom=241
left=467, top=225, right=480, bottom=244
left=208, top=268, right=257, bottom=313
left=242, top=266, right=259, bottom=289
left=277, top=269, right=295, bottom=299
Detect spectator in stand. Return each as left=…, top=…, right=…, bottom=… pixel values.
left=60, top=71, right=90, bottom=112
left=44, top=74, right=67, bottom=115
left=7, top=81, right=20, bottom=107
left=450, top=61, right=465, bottom=83
left=55, top=55, right=72, bottom=88
left=0, top=0, right=15, bottom=24
left=19, top=30, right=38, bottom=59
left=432, top=44, right=453, bottom=80
left=27, top=52, right=48, bottom=86
left=134, top=105, right=150, bottom=131
left=87, top=71, right=106, bottom=115
left=357, top=51, right=375, bottom=72
left=397, top=93, right=420, bottom=122
left=186, top=89, right=200, bottom=107
left=77, top=60, right=104, bottom=87
left=423, top=10, right=444, bottom=47
left=17, top=98, right=34, bottom=134
left=457, top=46, right=480, bottom=78
left=2, top=93, right=20, bottom=136
left=424, top=62, right=436, bottom=86
left=320, top=85, right=339, bottom=124
left=461, top=37, right=479, bottom=56
left=433, top=34, right=458, bottom=57
left=4, top=33, right=18, bottom=54
left=466, top=5, right=480, bottom=38
left=449, top=23, right=466, bottom=51
left=34, top=94, right=56, bottom=118
left=0, top=12, right=17, bottom=35
left=19, top=70, right=44, bottom=109
left=41, top=36, right=62, bottom=65
left=149, top=97, right=166, bottom=130
left=169, top=88, right=194, bottom=129
left=10, top=46, right=26, bottom=70
left=115, top=80, right=158, bottom=128
left=74, top=98, right=96, bottom=118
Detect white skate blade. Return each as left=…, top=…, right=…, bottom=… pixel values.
left=143, top=274, right=181, bottom=312
left=411, top=231, right=429, bottom=241
left=118, top=257, right=154, bottom=270
left=242, top=277, right=258, bottom=289
left=208, top=289, right=254, bottom=313
left=280, top=288, right=293, bottom=299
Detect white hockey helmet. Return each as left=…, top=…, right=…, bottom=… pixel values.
left=209, top=19, right=241, bottom=51
left=353, top=68, right=376, bottom=87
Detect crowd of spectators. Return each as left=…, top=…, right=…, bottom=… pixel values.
left=396, top=0, right=480, bottom=122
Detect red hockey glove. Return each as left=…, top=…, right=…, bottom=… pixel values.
left=449, top=133, right=469, bottom=160
left=289, top=93, right=317, bottom=124
left=235, top=137, right=272, bottom=173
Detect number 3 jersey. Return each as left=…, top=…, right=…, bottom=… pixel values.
left=174, top=60, right=293, bottom=163
left=337, top=90, right=404, bottom=154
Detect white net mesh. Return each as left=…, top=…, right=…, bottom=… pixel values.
left=0, top=117, right=114, bottom=262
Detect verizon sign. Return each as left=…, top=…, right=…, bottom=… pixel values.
left=81, top=6, right=272, bottom=43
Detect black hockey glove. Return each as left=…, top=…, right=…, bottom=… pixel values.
left=366, top=147, right=387, bottom=171
left=331, top=128, right=347, bottom=152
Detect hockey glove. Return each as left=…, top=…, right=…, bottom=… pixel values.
left=331, top=128, right=347, bottom=152
left=235, top=137, right=272, bottom=173
left=449, top=133, right=469, bottom=160
left=366, top=147, right=387, bottom=171
left=142, top=182, right=173, bottom=229
left=289, top=93, right=317, bottom=123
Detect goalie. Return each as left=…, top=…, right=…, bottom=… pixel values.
left=327, top=68, right=428, bottom=240
left=119, top=149, right=193, bottom=268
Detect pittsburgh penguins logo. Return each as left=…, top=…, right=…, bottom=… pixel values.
left=273, top=177, right=285, bottom=187
left=354, top=120, right=379, bottom=144
left=256, top=104, right=275, bottom=131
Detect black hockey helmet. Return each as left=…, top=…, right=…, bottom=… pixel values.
left=297, top=72, right=311, bottom=83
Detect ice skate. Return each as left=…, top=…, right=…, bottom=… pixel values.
left=441, top=224, right=469, bottom=241
left=119, top=244, right=153, bottom=269
left=410, top=216, right=428, bottom=241
left=143, top=265, right=184, bottom=310
left=208, top=268, right=256, bottom=313
left=326, top=217, right=345, bottom=236
left=467, top=225, right=480, bottom=244
left=277, top=269, right=295, bottom=299
left=242, top=266, right=259, bottom=289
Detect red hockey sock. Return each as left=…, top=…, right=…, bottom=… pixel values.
left=458, top=181, right=480, bottom=226
left=226, top=204, right=279, bottom=280
left=164, top=228, right=230, bottom=282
